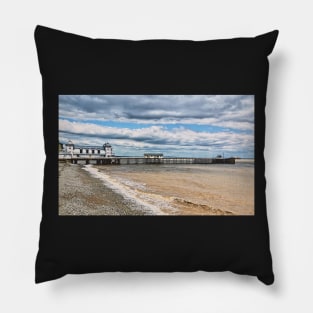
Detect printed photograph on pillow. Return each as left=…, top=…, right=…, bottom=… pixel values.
left=58, top=95, right=254, bottom=216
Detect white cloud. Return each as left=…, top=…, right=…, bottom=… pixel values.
left=59, top=119, right=253, bottom=157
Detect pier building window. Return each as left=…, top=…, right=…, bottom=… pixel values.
left=92, top=149, right=95, bottom=154
left=80, top=149, right=83, bottom=153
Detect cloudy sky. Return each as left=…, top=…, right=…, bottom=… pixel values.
left=59, top=95, right=254, bottom=158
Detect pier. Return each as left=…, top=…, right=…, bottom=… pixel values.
left=59, top=157, right=235, bottom=165
left=59, top=140, right=236, bottom=165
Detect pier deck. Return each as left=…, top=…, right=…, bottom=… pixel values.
left=59, top=157, right=235, bottom=165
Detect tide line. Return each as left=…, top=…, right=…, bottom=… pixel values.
left=82, top=165, right=169, bottom=215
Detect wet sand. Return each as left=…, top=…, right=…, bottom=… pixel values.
left=95, top=163, right=254, bottom=215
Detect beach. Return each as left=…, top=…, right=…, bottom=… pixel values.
left=59, top=160, right=254, bottom=216
left=58, top=163, right=150, bottom=215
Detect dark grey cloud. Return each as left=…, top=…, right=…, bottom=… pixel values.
left=59, top=95, right=254, bottom=130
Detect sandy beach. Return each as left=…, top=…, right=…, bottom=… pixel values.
left=59, top=161, right=254, bottom=216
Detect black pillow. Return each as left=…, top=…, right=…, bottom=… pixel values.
left=35, top=25, right=278, bottom=284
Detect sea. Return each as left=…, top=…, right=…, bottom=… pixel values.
left=82, top=159, right=254, bottom=216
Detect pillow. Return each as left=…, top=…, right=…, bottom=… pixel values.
left=34, top=25, right=278, bottom=285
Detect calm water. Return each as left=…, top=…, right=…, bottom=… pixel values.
left=86, top=160, right=254, bottom=215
